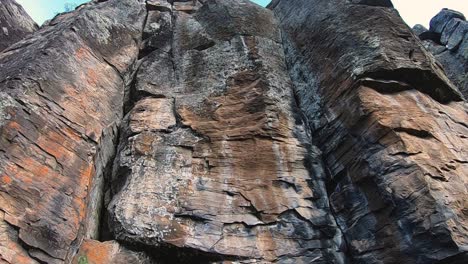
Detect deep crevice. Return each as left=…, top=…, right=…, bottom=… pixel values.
left=97, top=131, right=121, bottom=242
left=193, top=40, right=216, bottom=51
left=277, top=7, right=352, bottom=262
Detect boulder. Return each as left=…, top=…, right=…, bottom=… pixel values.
left=414, top=9, right=468, bottom=98
left=430, top=8, right=466, bottom=34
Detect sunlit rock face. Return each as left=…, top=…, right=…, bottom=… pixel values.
left=0, top=0, right=467, bottom=263
left=0, top=0, right=146, bottom=263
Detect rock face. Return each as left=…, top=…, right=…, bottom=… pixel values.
left=272, top=0, right=468, bottom=263
left=0, top=0, right=37, bottom=51
left=0, top=0, right=467, bottom=264
left=107, top=0, right=345, bottom=262
left=0, top=0, right=147, bottom=263
left=413, top=9, right=468, bottom=98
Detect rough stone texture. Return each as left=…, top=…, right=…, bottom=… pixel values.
left=413, top=9, right=468, bottom=98
left=1, top=0, right=468, bottom=264
left=72, top=239, right=155, bottom=264
left=0, top=0, right=146, bottom=263
left=430, top=8, right=466, bottom=34
left=108, top=0, right=345, bottom=263
left=273, top=0, right=468, bottom=263
left=0, top=0, right=37, bottom=52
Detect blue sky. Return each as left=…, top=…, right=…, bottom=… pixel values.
left=17, top=0, right=88, bottom=25
left=16, top=0, right=468, bottom=27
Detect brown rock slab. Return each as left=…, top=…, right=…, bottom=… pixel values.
left=0, top=0, right=145, bottom=263
left=107, top=1, right=345, bottom=263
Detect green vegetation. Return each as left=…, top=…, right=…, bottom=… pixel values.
left=77, top=255, right=88, bottom=264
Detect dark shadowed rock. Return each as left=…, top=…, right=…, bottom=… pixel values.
left=412, top=24, right=428, bottom=36
left=430, top=8, right=466, bottom=34
left=0, top=0, right=37, bottom=51
left=349, top=0, right=393, bottom=7
left=415, top=9, right=468, bottom=98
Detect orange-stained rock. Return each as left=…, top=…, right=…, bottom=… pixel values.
left=0, top=0, right=146, bottom=263
left=72, top=239, right=154, bottom=264
left=1, top=0, right=468, bottom=263
left=107, top=1, right=345, bottom=263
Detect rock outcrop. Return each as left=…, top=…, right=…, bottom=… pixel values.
left=0, top=0, right=37, bottom=51
left=272, top=0, right=468, bottom=263
left=0, top=0, right=147, bottom=263
left=107, top=0, right=345, bottom=262
left=0, top=0, right=467, bottom=263
left=413, top=9, right=468, bottom=98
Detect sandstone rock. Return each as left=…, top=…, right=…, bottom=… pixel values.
left=0, top=0, right=37, bottom=51
left=273, top=0, right=468, bottom=263
left=107, top=0, right=345, bottom=263
left=0, top=0, right=146, bottom=263
left=0, top=0, right=467, bottom=263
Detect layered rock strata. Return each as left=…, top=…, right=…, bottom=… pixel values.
left=0, top=0, right=37, bottom=51
left=107, top=0, right=345, bottom=263
left=0, top=0, right=467, bottom=263
left=0, top=0, right=147, bottom=263
left=413, top=9, right=468, bottom=98
left=271, top=0, right=468, bottom=263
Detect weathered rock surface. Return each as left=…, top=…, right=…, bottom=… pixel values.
left=72, top=239, right=155, bottom=264
left=0, top=0, right=37, bottom=52
left=272, top=0, right=468, bottom=263
left=108, top=0, right=345, bottom=262
left=413, top=9, right=468, bottom=98
left=0, top=0, right=467, bottom=263
left=0, top=0, right=146, bottom=263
